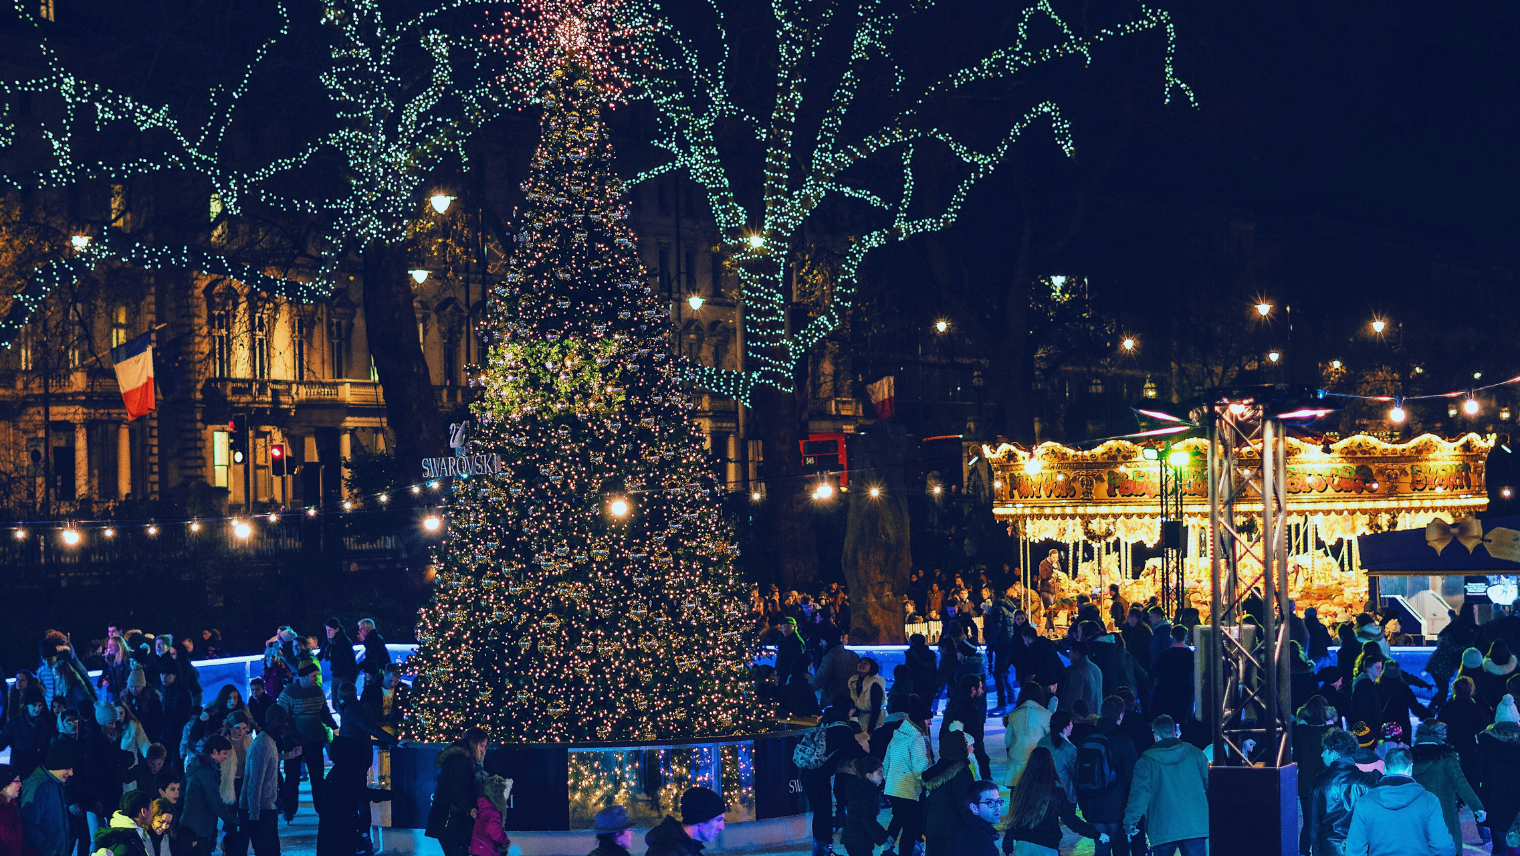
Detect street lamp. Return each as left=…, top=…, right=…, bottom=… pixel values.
left=934, top=319, right=949, bottom=334
left=1371, top=318, right=1387, bottom=335
left=687, top=294, right=705, bottom=311
left=70, top=235, right=91, bottom=249
left=1121, top=337, right=1136, bottom=352
left=1255, top=302, right=1272, bottom=317
left=409, top=269, right=429, bottom=284
left=429, top=194, right=454, bottom=214
left=747, top=234, right=765, bottom=249
left=1267, top=351, right=1281, bottom=363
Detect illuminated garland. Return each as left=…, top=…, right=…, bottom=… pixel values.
left=402, top=63, right=768, bottom=744
left=497, top=0, right=1194, bottom=403
left=0, top=0, right=518, bottom=343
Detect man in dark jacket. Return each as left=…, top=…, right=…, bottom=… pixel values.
left=1121, top=610, right=1154, bottom=674
left=1308, top=728, right=1381, bottom=856
left=1085, top=622, right=1145, bottom=702
left=0, top=687, right=51, bottom=776
left=905, top=635, right=939, bottom=715
left=320, top=618, right=360, bottom=692
left=1075, top=696, right=1138, bottom=856
left=983, top=592, right=1018, bottom=711
left=21, top=740, right=79, bottom=856
left=646, top=786, right=725, bottom=856
left=425, top=728, right=486, bottom=856
left=1146, top=607, right=1173, bottom=670
left=1022, top=624, right=1066, bottom=693
left=157, top=664, right=193, bottom=764
left=355, top=618, right=390, bottom=694
left=1343, top=744, right=1454, bottom=856
left=948, top=780, right=1000, bottom=856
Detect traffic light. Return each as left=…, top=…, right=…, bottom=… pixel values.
left=270, top=443, right=286, bottom=477
left=228, top=416, right=248, bottom=464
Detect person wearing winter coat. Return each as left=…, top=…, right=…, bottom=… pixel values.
left=848, top=659, right=887, bottom=734
left=355, top=619, right=391, bottom=693
left=91, top=790, right=155, bottom=856
left=1410, top=721, right=1484, bottom=850
left=587, top=805, right=635, bottom=856
left=1476, top=695, right=1520, bottom=848
left=1308, top=728, right=1381, bottom=856
left=320, top=619, right=360, bottom=691
left=0, top=764, right=29, bottom=856
left=1036, top=711, right=1079, bottom=805
left=882, top=696, right=933, bottom=855
left=939, top=676, right=989, bottom=780
left=36, top=632, right=94, bottom=711
left=1306, top=607, right=1335, bottom=666
left=1002, top=746, right=1107, bottom=854
left=0, top=687, right=51, bottom=778
left=1438, top=676, right=1488, bottom=785
left=179, top=736, right=234, bottom=855
left=1002, top=682, right=1052, bottom=788
left=1085, top=627, right=1143, bottom=702
left=468, top=774, right=512, bottom=856
left=156, top=665, right=193, bottom=761
left=1075, top=696, right=1138, bottom=856
left=904, top=635, right=939, bottom=714
left=1057, top=642, right=1103, bottom=717
left=240, top=706, right=295, bottom=856
left=808, top=631, right=859, bottom=706
left=947, top=780, right=1000, bottom=856
left=1122, top=715, right=1209, bottom=855
left=1292, top=697, right=1337, bottom=854
left=983, top=592, right=1019, bottom=709
left=1377, top=660, right=1432, bottom=748
left=1349, top=650, right=1386, bottom=738
left=797, top=704, right=862, bottom=854
left=837, top=757, right=888, bottom=856
left=1426, top=604, right=1479, bottom=708
left=644, top=786, right=725, bottom=856
left=97, top=638, right=132, bottom=706
left=1343, top=744, right=1454, bottom=856
left=921, top=730, right=976, bottom=856
left=426, top=729, right=487, bottom=856
left=1021, top=624, right=1066, bottom=693
left=1120, top=610, right=1154, bottom=674
left=276, top=663, right=337, bottom=821
left=1479, top=641, right=1518, bottom=712
left=21, top=741, right=80, bottom=856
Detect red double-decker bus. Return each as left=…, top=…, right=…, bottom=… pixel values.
left=800, top=433, right=851, bottom=487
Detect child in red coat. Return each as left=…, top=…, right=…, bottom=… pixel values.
left=469, top=774, right=513, bottom=856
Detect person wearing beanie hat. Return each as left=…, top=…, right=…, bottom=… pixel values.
left=1479, top=641, right=1518, bottom=712
left=122, top=666, right=164, bottom=752
left=589, top=805, right=635, bottom=856
left=1411, top=718, right=1486, bottom=848
left=0, top=763, right=24, bottom=856
left=1476, top=691, right=1520, bottom=846
left=276, top=660, right=337, bottom=822
left=20, top=743, right=76, bottom=856
left=1308, top=728, right=1379, bottom=856
left=644, top=787, right=724, bottom=856
left=320, top=618, right=360, bottom=690
left=94, top=697, right=119, bottom=727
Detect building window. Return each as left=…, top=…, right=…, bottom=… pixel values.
left=328, top=319, right=348, bottom=378
left=213, top=430, right=229, bottom=488
left=251, top=309, right=270, bottom=379
left=18, top=326, right=34, bottom=371
left=110, top=185, right=130, bottom=231
left=443, top=327, right=459, bottom=386
left=110, top=306, right=128, bottom=349
left=39, top=0, right=53, bottom=21
left=658, top=244, right=671, bottom=293
left=369, top=355, right=379, bottom=382
left=211, top=309, right=232, bottom=377
left=293, top=315, right=309, bottom=380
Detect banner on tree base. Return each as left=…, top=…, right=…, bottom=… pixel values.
left=421, top=453, right=503, bottom=479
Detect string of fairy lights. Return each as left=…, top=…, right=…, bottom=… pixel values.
left=489, top=0, right=1194, bottom=404
left=0, top=0, right=522, bottom=348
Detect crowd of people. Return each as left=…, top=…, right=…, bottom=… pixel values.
left=761, top=574, right=1520, bottom=856
left=0, top=617, right=402, bottom=856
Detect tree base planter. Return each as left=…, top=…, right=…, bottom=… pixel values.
left=380, top=731, right=811, bottom=855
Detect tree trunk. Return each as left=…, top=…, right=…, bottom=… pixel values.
left=753, top=378, right=817, bottom=592
left=362, top=239, right=446, bottom=467
left=841, top=426, right=912, bottom=643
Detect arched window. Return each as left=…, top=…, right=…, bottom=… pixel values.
left=208, top=286, right=235, bottom=377
left=681, top=321, right=705, bottom=362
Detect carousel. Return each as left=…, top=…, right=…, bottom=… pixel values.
left=984, top=432, right=1494, bottom=628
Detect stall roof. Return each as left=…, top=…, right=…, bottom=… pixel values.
left=1358, top=514, right=1520, bottom=576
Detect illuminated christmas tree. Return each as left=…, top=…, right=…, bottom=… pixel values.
left=403, top=62, right=765, bottom=743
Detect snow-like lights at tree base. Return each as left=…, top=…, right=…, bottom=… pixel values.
left=402, top=64, right=766, bottom=744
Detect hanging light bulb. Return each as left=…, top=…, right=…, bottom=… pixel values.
left=609, top=497, right=631, bottom=517
left=1121, top=338, right=1136, bottom=351
left=104, top=527, right=115, bottom=538
left=306, top=507, right=318, bottom=517
left=422, top=513, right=442, bottom=532
left=268, top=513, right=279, bottom=523
left=869, top=487, right=881, bottom=497
left=747, top=234, right=765, bottom=249
left=1464, top=395, right=1480, bottom=416
left=62, top=527, right=80, bottom=546
left=750, top=491, right=762, bottom=502
left=234, top=520, right=252, bottom=539
left=13, top=528, right=25, bottom=540
left=147, top=524, right=158, bottom=536
left=813, top=482, right=834, bottom=500
left=190, top=520, right=201, bottom=533
left=1389, top=400, right=1406, bottom=423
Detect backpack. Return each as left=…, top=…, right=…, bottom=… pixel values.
left=1075, top=731, right=1118, bottom=793
left=793, top=722, right=843, bottom=770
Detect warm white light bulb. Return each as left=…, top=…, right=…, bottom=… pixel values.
left=234, top=521, right=252, bottom=539
left=62, top=528, right=80, bottom=546
left=747, top=234, right=764, bottom=249
left=1389, top=405, right=1406, bottom=423
left=814, top=483, right=834, bottom=500
left=935, top=320, right=948, bottom=333
left=1023, top=458, right=1043, bottom=475
left=422, top=514, right=442, bottom=532
left=609, top=498, right=630, bottom=517
left=1122, top=338, right=1135, bottom=351
left=1464, top=397, right=1480, bottom=416
left=869, top=487, right=881, bottom=497
left=70, top=235, right=91, bottom=249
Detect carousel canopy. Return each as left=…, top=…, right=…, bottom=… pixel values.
left=985, top=432, right=1492, bottom=545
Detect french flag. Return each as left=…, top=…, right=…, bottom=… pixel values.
left=111, top=332, right=156, bottom=421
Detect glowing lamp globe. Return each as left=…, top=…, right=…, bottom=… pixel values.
left=747, top=234, right=765, bottom=249
left=1389, top=405, right=1406, bottom=424
left=813, top=482, right=834, bottom=500
left=429, top=194, right=454, bottom=214
left=1255, top=302, right=1272, bottom=317
left=1371, top=319, right=1386, bottom=334
left=1464, top=397, right=1480, bottom=416
left=1168, top=450, right=1190, bottom=468
left=234, top=521, right=252, bottom=540
left=62, top=528, right=80, bottom=546
left=409, top=269, right=429, bottom=284
left=1023, top=458, right=1043, bottom=476
left=687, top=294, right=705, bottom=310
left=422, top=514, right=442, bottom=532
left=609, top=498, right=630, bottom=518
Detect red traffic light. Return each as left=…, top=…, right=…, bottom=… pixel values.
left=270, top=445, right=284, bottom=459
